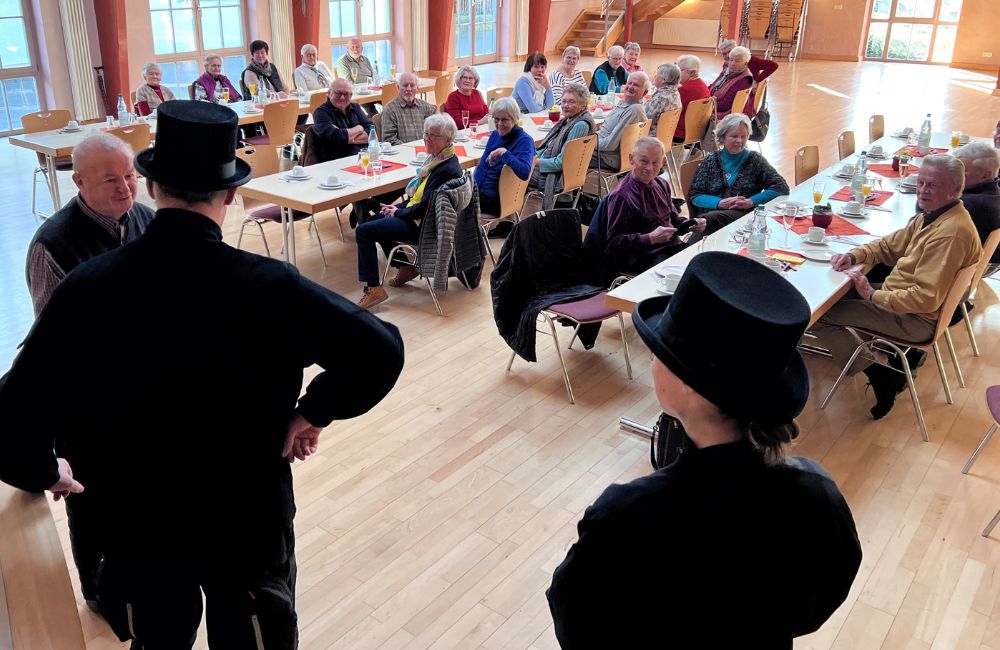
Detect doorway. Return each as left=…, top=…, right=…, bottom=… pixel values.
left=455, top=0, right=498, bottom=65
left=863, top=0, right=963, bottom=64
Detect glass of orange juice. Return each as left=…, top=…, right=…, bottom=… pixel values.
left=248, top=83, right=257, bottom=99
left=812, top=181, right=825, bottom=205
left=222, top=88, right=230, bottom=102
left=950, top=131, right=961, bottom=149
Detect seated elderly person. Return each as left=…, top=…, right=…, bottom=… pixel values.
left=604, top=137, right=705, bottom=275
left=193, top=54, right=241, bottom=103
left=645, top=64, right=681, bottom=138
left=337, top=37, right=378, bottom=115
left=241, top=40, right=288, bottom=99
left=955, top=142, right=1000, bottom=278
left=622, top=42, right=643, bottom=73
left=474, top=97, right=536, bottom=216
left=674, top=55, right=711, bottom=143
left=135, top=63, right=175, bottom=116
left=549, top=46, right=587, bottom=104
left=813, top=154, right=982, bottom=420
left=590, top=45, right=628, bottom=96
left=529, top=82, right=594, bottom=209
left=710, top=45, right=753, bottom=118
left=591, top=72, right=649, bottom=171
left=994, top=119, right=1000, bottom=147
left=294, top=43, right=334, bottom=91
left=444, top=65, right=489, bottom=128
left=713, top=39, right=779, bottom=86
left=381, top=72, right=437, bottom=145
left=355, top=114, right=463, bottom=309
left=514, top=52, right=555, bottom=114
left=688, top=113, right=788, bottom=235
left=312, top=78, right=373, bottom=163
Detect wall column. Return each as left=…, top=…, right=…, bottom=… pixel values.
left=994, top=67, right=1000, bottom=97
left=291, top=0, right=321, bottom=64
left=427, top=0, right=454, bottom=73
left=727, top=0, right=744, bottom=39
left=92, top=0, right=128, bottom=113
left=527, top=0, right=551, bottom=55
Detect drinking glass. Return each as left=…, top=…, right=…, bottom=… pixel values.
left=861, top=182, right=873, bottom=201
left=366, top=76, right=374, bottom=89
left=350, top=67, right=358, bottom=83
left=812, top=181, right=825, bottom=205
left=898, top=154, right=911, bottom=180
left=951, top=131, right=961, bottom=149
left=371, top=157, right=382, bottom=178
left=461, top=110, right=470, bottom=131
left=782, top=205, right=798, bottom=246
left=222, top=88, right=230, bottom=102
left=247, top=83, right=257, bottom=98
left=359, top=151, right=370, bottom=176
left=390, top=64, right=396, bottom=78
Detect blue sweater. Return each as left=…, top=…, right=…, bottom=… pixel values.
left=691, top=148, right=782, bottom=210
left=473, top=127, right=536, bottom=200
left=513, top=76, right=555, bottom=114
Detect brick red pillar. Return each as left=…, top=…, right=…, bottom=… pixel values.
left=93, top=0, right=129, bottom=113
left=528, top=0, right=552, bottom=55
left=623, top=0, right=633, bottom=43
left=728, top=0, right=744, bottom=39
left=292, top=0, right=321, bottom=64
left=428, top=0, right=455, bottom=72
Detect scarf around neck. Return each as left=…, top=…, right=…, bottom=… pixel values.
left=521, top=73, right=546, bottom=108
left=406, top=144, right=456, bottom=197
left=249, top=59, right=284, bottom=93
left=538, top=110, right=595, bottom=158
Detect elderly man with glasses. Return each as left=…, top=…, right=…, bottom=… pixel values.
left=294, top=43, right=334, bottom=91
left=312, top=78, right=373, bottom=163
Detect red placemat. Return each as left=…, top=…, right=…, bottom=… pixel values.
left=829, top=186, right=893, bottom=206
left=867, top=164, right=917, bottom=180
left=895, top=144, right=947, bottom=157
left=342, top=160, right=407, bottom=175
left=414, top=145, right=467, bottom=156
left=530, top=116, right=548, bottom=125
left=771, top=214, right=869, bottom=236
left=475, top=130, right=491, bottom=140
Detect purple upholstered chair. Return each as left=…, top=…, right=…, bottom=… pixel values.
left=961, top=385, right=1000, bottom=538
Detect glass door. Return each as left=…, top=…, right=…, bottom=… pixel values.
left=455, top=0, right=497, bottom=66
left=864, top=0, right=963, bottom=63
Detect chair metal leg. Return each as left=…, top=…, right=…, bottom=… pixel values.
left=567, top=326, right=579, bottom=350
left=944, top=329, right=964, bottom=388
left=617, top=312, right=633, bottom=380
left=821, top=340, right=872, bottom=409
left=236, top=219, right=249, bottom=250
left=333, top=208, right=345, bottom=242
left=963, top=422, right=998, bottom=475
left=932, top=341, right=954, bottom=404
left=895, top=342, right=929, bottom=442
left=542, top=313, right=575, bottom=404
left=482, top=224, right=497, bottom=265
left=506, top=350, right=517, bottom=371
left=983, top=509, right=1000, bottom=537
left=380, top=244, right=407, bottom=286
left=961, top=302, right=979, bottom=357
left=425, top=277, right=444, bottom=316
left=309, top=215, right=327, bottom=267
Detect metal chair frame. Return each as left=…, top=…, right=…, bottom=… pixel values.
left=379, top=243, right=444, bottom=316
left=960, top=228, right=1000, bottom=357
left=22, top=109, right=72, bottom=219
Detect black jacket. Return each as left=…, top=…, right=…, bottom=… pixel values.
left=962, top=179, right=1000, bottom=264
left=0, top=209, right=404, bottom=572
left=547, top=438, right=862, bottom=648
left=396, top=155, right=463, bottom=224
left=312, top=99, right=374, bottom=161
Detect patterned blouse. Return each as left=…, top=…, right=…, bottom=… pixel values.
left=548, top=68, right=587, bottom=104
left=644, top=85, right=681, bottom=138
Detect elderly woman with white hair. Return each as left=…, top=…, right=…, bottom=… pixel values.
left=955, top=141, right=1000, bottom=277
left=134, top=63, right=175, bottom=115
left=444, top=64, right=489, bottom=129
left=713, top=38, right=779, bottom=87
left=645, top=63, right=681, bottom=138
left=674, top=55, right=710, bottom=143
left=294, top=43, right=334, bottom=90
left=474, top=97, right=536, bottom=215
left=549, top=46, right=586, bottom=104
left=688, top=113, right=788, bottom=234
left=710, top=45, right=753, bottom=118
left=622, top=42, right=643, bottom=73
left=590, top=44, right=628, bottom=95
left=355, top=113, right=464, bottom=309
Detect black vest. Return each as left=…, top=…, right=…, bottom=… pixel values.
left=589, top=61, right=629, bottom=94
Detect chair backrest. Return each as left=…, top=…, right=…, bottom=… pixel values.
left=435, top=74, right=452, bottom=105
left=616, top=121, right=645, bottom=174
left=679, top=157, right=703, bottom=205
left=236, top=145, right=281, bottom=210
left=869, top=114, right=885, bottom=143
left=130, top=90, right=138, bottom=111
left=497, top=164, right=530, bottom=220
left=581, top=70, right=593, bottom=87
left=794, top=145, right=819, bottom=186
left=837, top=130, right=856, bottom=161
left=652, top=108, right=681, bottom=151
left=21, top=110, right=72, bottom=133
left=486, top=87, right=513, bottom=103
left=107, top=123, right=152, bottom=154
left=439, top=103, right=446, bottom=113
left=372, top=112, right=382, bottom=140
left=751, top=78, right=768, bottom=115
left=934, top=264, right=978, bottom=341
left=188, top=83, right=195, bottom=100
left=560, top=135, right=597, bottom=194
left=731, top=87, right=751, bottom=115
left=380, top=82, right=398, bottom=105
left=683, top=97, right=713, bottom=146
left=972, top=228, right=1000, bottom=296
left=262, top=100, right=300, bottom=148
left=308, top=91, right=327, bottom=113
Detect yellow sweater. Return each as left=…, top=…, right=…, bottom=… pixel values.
left=850, top=201, right=981, bottom=321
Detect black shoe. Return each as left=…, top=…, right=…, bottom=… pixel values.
left=864, top=363, right=906, bottom=420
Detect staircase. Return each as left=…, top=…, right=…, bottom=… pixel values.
left=555, top=0, right=687, bottom=58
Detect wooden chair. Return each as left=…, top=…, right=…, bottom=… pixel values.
left=372, top=112, right=382, bottom=140
left=21, top=109, right=73, bottom=219
left=107, top=123, right=152, bottom=154
left=480, top=164, right=531, bottom=264
left=731, top=87, right=751, bottom=115
left=380, top=82, right=398, bottom=105
left=652, top=108, right=681, bottom=186
left=821, top=264, right=978, bottom=443
left=581, top=70, right=593, bottom=87
left=188, top=82, right=195, bottom=100
left=869, top=114, right=885, bottom=143
left=235, top=146, right=330, bottom=262
left=669, top=97, right=714, bottom=175
left=486, top=87, right=514, bottom=103
left=244, top=99, right=299, bottom=148
left=525, top=135, right=597, bottom=211
left=679, top=154, right=704, bottom=206
left=751, top=78, right=768, bottom=115
left=837, top=130, right=856, bottom=161
left=130, top=90, right=138, bottom=112
left=958, top=227, right=1000, bottom=357
left=434, top=74, right=452, bottom=105
left=794, top=145, right=819, bottom=186
left=588, top=119, right=650, bottom=194
left=308, top=91, right=327, bottom=113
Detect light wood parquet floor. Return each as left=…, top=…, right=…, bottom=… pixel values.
left=2, top=51, right=1000, bottom=649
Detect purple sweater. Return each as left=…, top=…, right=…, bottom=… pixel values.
left=605, top=173, right=683, bottom=268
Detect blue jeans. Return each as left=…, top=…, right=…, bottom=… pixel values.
left=356, top=214, right=420, bottom=285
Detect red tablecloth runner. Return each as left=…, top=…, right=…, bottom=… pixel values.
left=342, top=160, right=407, bottom=175
left=829, top=186, right=893, bottom=206
left=895, top=144, right=948, bottom=157
left=414, top=145, right=467, bottom=156
left=867, top=164, right=917, bottom=179
left=475, top=131, right=491, bottom=140
left=772, top=214, right=870, bottom=236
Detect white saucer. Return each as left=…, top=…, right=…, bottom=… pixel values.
left=802, top=237, right=829, bottom=246
left=473, top=142, right=488, bottom=150
left=408, top=159, right=427, bottom=166
left=832, top=172, right=854, bottom=180
left=801, top=247, right=834, bottom=262
left=898, top=186, right=916, bottom=194
left=244, top=108, right=263, bottom=115
left=60, top=127, right=83, bottom=133
left=538, top=125, right=553, bottom=131
left=318, top=182, right=347, bottom=190
left=652, top=264, right=684, bottom=278
left=379, top=148, right=398, bottom=155
left=654, top=284, right=675, bottom=295
left=838, top=209, right=868, bottom=219
left=866, top=153, right=889, bottom=159
left=356, top=90, right=372, bottom=96
left=454, top=136, right=470, bottom=142
left=281, top=173, right=311, bottom=181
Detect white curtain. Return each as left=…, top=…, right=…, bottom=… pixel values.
left=411, top=0, right=429, bottom=72
left=516, top=0, right=529, bottom=57
left=58, top=0, right=102, bottom=120
left=270, top=0, right=295, bottom=87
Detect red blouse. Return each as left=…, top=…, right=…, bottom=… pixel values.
left=443, top=89, right=488, bottom=128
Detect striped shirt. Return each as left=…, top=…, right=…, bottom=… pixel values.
left=548, top=69, right=587, bottom=104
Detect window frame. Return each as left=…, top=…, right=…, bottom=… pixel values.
left=863, top=0, right=963, bottom=64
left=327, top=0, right=393, bottom=74
left=0, top=0, right=42, bottom=135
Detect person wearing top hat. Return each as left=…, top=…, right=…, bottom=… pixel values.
left=546, top=252, right=862, bottom=649
left=0, top=100, right=405, bottom=647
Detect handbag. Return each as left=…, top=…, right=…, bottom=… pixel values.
left=650, top=412, right=689, bottom=469
left=750, top=87, right=770, bottom=143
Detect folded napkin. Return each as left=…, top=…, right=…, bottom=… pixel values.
left=829, top=186, right=893, bottom=206
left=342, top=160, right=406, bottom=175
left=771, top=214, right=870, bottom=236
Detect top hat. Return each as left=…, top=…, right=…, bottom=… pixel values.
left=632, top=252, right=810, bottom=425
left=135, top=100, right=252, bottom=191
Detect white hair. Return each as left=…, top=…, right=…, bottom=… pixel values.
left=300, top=43, right=317, bottom=56
left=715, top=113, right=753, bottom=143
left=655, top=63, right=680, bottom=87
left=424, top=113, right=457, bottom=142
left=608, top=45, right=625, bottom=59
left=954, top=141, right=1000, bottom=181
left=72, top=133, right=133, bottom=169
left=720, top=39, right=738, bottom=52
left=562, top=45, right=581, bottom=59
left=454, top=65, right=480, bottom=88
left=633, top=135, right=665, bottom=158
left=921, top=154, right=965, bottom=192
left=141, top=62, right=161, bottom=77
left=398, top=71, right=418, bottom=86
left=624, top=42, right=641, bottom=54
left=626, top=71, right=650, bottom=95
left=677, top=55, right=701, bottom=73
left=491, top=96, right=521, bottom=122
left=729, top=46, right=751, bottom=62
left=560, top=82, right=589, bottom=104
left=204, top=54, right=221, bottom=66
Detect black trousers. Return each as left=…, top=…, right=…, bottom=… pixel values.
left=65, top=491, right=103, bottom=601
left=686, top=208, right=746, bottom=243
left=353, top=188, right=406, bottom=227
left=99, top=527, right=298, bottom=650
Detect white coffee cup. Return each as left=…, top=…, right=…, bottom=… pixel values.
left=291, top=165, right=306, bottom=177
left=543, top=119, right=553, bottom=127
left=380, top=142, right=392, bottom=153
left=325, top=174, right=340, bottom=186
left=807, top=226, right=826, bottom=243
left=869, top=145, right=883, bottom=155
left=415, top=152, right=427, bottom=163
left=67, top=120, right=79, bottom=129
left=594, top=108, right=604, bottom=116
left=960, top=133, right=970, bottom=144
left=844, top=200, right=863, bottom=214
left=840, top=164, right=855, bottom=175
left=901, top=126, right=914, bottom=134
left=663, top=272, right=682, bottom=292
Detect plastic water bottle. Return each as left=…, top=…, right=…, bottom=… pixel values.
left=851, top=150, right=868, bottom=202
left=747, top=205, right=768, bottom=260
left=116, top=94, right=130, bottom=127
left=918, top=113, right=932, bottom=150
left=367, top=125, right=380, bottom=164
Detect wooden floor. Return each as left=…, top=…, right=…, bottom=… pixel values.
left=2, top=52, right=1000, bottom=649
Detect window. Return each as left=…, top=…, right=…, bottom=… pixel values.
left=0, top=0, right=40, bottom=134
left=864, top=0, right=963, bottom=63
left=328, top=0, right=393, bottom=75
left=148, top=0, right=247, bottom=98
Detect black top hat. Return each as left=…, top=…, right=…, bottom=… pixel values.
left=632, top=252, right=811, bottom=425
left=134, top=100, right=252, bottom=191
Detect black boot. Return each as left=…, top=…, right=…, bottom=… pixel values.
left=864, top=363, right=906, bottom=420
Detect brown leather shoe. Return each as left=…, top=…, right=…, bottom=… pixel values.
left=387, top=265, right=420, bottom=287
left=357, top=285, right=388, bottom=309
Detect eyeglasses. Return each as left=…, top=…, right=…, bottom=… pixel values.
left=332, top=90, right=352, bottom=97
left=423, top=131, right=446, bottom=140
